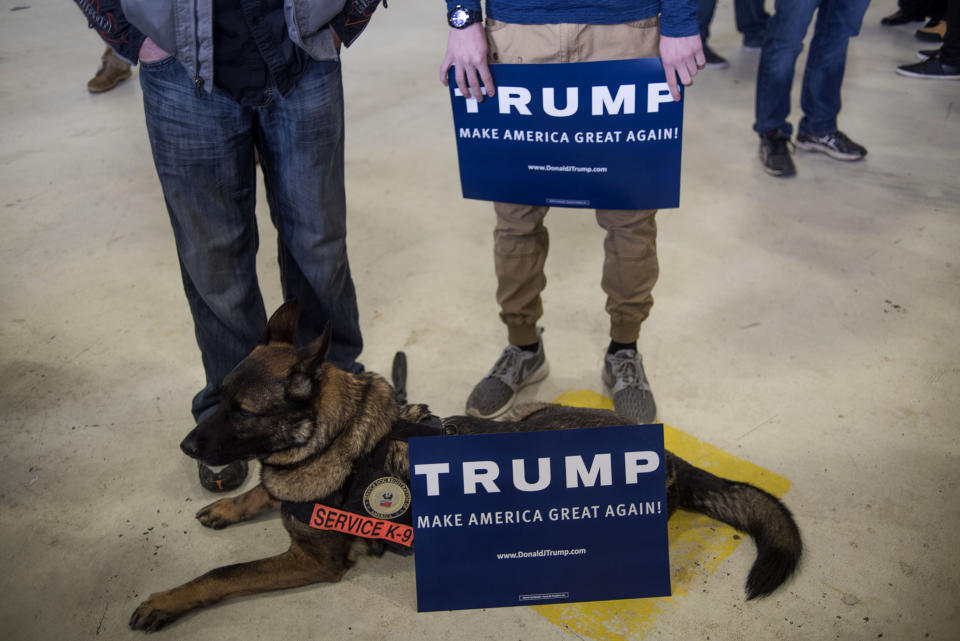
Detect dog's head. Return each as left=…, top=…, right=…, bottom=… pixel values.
left=180, top=301, right=331, bottom=466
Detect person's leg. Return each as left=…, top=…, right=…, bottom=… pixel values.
left=754, top=0, right=820, bottom=137
left=255, top=57, right=363, bottom=373
left=593, top=211, right=659, bottom=346
left=914, top=1, right=948, bottom=41
left=698, top=0, right=719, bottom=41
left=882, top=0, right=930, bottom=25
left=592, top=208, right=659, bottom=423
left=139, top=57, right=267, bottom=422
left=695, top=0, right=731, bottom=67
left=572, top=17, right=662, bottom=346
left=484, top=19, right=563, bottom=347
left=902, top=0, right=936, bottom=14
left=493, top=203, right=550, bottom=347
left=577, top=20, right=661, bottom=423
left=735, top=0, right=771, bottom=48
left=929, top=0, right=948, bottom=21
left=797, top=0, right=870, bottom=138
left=897, top=0, right=960, bottom=77
left=464, top=200, right=550, bottom=418
left=939, top=0, right=960, bottom=64
left=464, top=21, right=567, bottom=419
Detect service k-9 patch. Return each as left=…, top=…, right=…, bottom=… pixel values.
left=306, top=503, right=414, bottom=548
left=363, top=476, right=412, bottom=520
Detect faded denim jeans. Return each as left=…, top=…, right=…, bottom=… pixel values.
left=139, top=55, right=362, bottom=422
left=753, top=0, right=870, bottom=138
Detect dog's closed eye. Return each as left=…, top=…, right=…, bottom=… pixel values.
left=232, top=406, right=257, bottom=420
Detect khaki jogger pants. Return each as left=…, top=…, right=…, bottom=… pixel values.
left=485, top=17, right=662, bottom=347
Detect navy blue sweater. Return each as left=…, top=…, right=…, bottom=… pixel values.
left=446, top=1, right=698, bottom=38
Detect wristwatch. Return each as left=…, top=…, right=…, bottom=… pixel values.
left=447, top=5, right=482, bottom=29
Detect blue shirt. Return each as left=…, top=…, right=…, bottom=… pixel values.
left=446, top=1, right=698, bottom=38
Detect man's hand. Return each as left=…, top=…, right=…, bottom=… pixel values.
left=440, top=23, right=495, bottom=101
left=138, top=37, right=170, bottom=63
left=660, top=34, right=705, bottom=101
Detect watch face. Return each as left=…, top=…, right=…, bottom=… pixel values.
left=451, top=8, right=470, bottom=28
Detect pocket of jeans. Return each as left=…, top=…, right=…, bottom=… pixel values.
left=139, top=55, right=176, bottom=70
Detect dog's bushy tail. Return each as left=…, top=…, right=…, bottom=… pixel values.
left=671, top=456, right=802, bottom=599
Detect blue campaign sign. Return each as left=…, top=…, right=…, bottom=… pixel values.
left=409, top=424, right=670, bottom=612
left=449, top=59, right=683, bottom=210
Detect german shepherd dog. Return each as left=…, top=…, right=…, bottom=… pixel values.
left=129, top=302, right=802, bottom=632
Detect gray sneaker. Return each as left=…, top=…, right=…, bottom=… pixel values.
left=602, top=349, right=657, bottom=424
left=466, top=337, right=549, bottom=419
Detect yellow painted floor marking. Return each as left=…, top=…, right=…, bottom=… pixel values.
left=530, top=389, right=792, bottom=640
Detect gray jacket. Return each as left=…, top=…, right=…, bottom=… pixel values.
left=120, top=0, right=344, bottom=92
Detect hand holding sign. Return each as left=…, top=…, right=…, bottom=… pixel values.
left=659, top=34, right=706, bottom=101
left=441, top=23, right=496, bottom=102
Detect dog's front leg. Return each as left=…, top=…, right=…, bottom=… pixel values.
left=196, top=483, right=278, bottom=529
left=129, top=541, right=348, bottom=632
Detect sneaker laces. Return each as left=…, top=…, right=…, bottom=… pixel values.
left=609, top=352, right=650, bottom=391
left=488, top=346, right=528, bottom=384
left=824, top=131, right=845, bottom=146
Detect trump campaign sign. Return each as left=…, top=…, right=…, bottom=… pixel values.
left=449, top=58, right=684, bottom=210
left=409, top=424, right=670, bottom=612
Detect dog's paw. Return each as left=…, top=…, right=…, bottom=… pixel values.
left=196, top=498, right=238, bottom=529
left=129, top=594, right=182, bottom=632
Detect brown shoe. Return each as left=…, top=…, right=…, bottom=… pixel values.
left=87, top=47, right=132, bottom=93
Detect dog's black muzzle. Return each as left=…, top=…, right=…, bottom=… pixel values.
left=180, top=411, right=240, bottom=466
left=179, top=427, right=204, bottom=460
left=180, top=408, right=275, bottom=465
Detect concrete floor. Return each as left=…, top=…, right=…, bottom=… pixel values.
left=1, top=1, right=958, bottom=639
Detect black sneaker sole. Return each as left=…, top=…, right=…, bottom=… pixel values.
left=758, top=152, right=797, bottom=177
left=761, top=164, right=796, bottom=177
left=198, top=460, right=249, bottom=492
left=896, top=65, right=960, bottom=79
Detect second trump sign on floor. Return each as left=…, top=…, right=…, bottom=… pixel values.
left=410, top=424, right=671, bottom=612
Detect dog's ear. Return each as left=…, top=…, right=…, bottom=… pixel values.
left=261, top=300, right=300, bottom=345
left=296, top=321, right=332, bottom=374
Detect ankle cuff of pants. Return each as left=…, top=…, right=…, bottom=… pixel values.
left=610, top=322, right=642, bottom=345
left=507, top=325, right=540, bottom=347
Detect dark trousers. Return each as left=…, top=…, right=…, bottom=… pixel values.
left=898, top=0, right=947, bottom=20
left=943, top=0, right=959, bottom=65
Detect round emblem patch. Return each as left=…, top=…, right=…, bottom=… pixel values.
left=362, top=476, right=411, bottom=519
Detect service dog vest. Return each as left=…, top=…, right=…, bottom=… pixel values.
left=284, top=416, right=445, bottom=555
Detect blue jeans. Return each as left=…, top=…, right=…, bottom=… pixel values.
left=698, top=0, right=770, bottom=46
left=753, top=0, right=870, bottom=138
left=139, top=55, right=363, bottom=421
